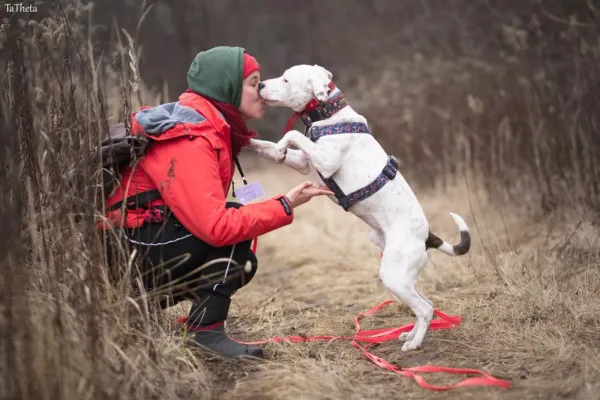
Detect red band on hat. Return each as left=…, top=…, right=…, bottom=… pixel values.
left=243, top=53, right=261, bottom=78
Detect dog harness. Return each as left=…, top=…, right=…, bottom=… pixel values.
left=305, top=121, right=399, bottom=211
left=282, top=84, right=400, bottom=212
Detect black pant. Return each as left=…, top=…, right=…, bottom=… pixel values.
left=107, top=202, right=258, bottom=311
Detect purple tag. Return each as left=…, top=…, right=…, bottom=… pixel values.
left=235, top=181, right=265, bottom=204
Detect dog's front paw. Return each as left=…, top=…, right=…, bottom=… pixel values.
left=274, top=145, right=287, bottom=163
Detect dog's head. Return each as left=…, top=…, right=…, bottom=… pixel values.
left=259, top=64, right=333, bottom=112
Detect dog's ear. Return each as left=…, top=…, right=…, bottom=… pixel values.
left=309, top=65, right=333, bottom=102
left=314, top=64, right=333, bottom=80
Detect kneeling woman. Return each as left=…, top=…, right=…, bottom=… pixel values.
left=102, top=46, right=332, bottom=359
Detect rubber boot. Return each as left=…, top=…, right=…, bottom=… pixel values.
left=186, top=293, right=264, bottom=359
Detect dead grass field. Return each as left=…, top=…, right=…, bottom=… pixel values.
left=2, top=3, right=600, bottom=399
left=151, top=158, right=600, bottom=400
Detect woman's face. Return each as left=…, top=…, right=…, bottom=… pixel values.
left=239, top=70, right=265, bottom=120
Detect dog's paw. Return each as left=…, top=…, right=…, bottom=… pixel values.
left=401, top=339, right=423, bottom=352
left=274, top=145, right=287, bottom=163
left=399, top=331, right=416, bottom=342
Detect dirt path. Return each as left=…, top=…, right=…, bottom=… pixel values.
left=169, top=160, right=600, bottom=400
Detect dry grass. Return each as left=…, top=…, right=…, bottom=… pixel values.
left=2, top=1, right=600, bottom=399
left=199, top=160, right=600, bottom=400
left=4, top=154, right=600, bottom=399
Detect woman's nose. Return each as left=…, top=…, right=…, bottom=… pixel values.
left=258, top=82, right=265, bottom=91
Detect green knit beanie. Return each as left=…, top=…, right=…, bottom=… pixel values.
left=187, top=46, right=245, bottom=108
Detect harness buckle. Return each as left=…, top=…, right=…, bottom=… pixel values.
left=307, top=107, right=325, bottom=122
left=301, top=114, right=313, bottom=127
left=383, top=157, right=398, bottom=180
left=389, top=155, right=399, bottom=170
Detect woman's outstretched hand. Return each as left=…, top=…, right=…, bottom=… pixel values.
left=285, top=181, right=335, bottom=208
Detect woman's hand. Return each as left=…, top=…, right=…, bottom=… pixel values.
left=285, top=181, right=335, bottom=208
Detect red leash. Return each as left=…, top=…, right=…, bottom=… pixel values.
left=283, top=111, right=301, bottom=135
left=240, top=300, right=509, bottom=391
left=177, top=299, right=510, bottom=391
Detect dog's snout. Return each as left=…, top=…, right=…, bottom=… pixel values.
left=258, top=82, right=265, bottom=91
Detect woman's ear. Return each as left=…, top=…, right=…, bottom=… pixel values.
left=309, top=65, right=333, bottom=101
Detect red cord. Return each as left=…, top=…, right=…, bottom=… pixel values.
left=251, top=236, right=257, bottom=253
left=177, top=300, right=510, bottom=391
left=177, top=234, right=510, bottom=391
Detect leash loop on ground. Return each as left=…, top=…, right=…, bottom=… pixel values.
left=348, top=301, right=511, bottom=391
left=177, top=300, right=510, bottom=391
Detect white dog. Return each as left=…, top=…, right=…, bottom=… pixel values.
left=246, top=64, right=471, bottom=351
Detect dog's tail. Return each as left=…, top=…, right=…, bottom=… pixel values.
left=425, top=212, right=471, bottom=256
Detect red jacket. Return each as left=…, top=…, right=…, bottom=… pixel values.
left=103, top=92, right=294, bottom=247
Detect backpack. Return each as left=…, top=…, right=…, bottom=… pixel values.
left=98, top=120, right=247, bottom=213
left=99, top=122, right=161, bottom=211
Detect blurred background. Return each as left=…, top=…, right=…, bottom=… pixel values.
left=96, top=0, right=600, bottom=210
left=3, top=0, right=600, bottom=209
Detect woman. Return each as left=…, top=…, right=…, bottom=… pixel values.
left=104, top=46, right=332, bottom=359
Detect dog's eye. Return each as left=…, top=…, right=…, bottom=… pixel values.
left=283, top=79, right=288, bottom=83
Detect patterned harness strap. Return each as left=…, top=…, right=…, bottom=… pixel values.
left=308, top=121, right=372, bottom=142
left=306, top=122, right=399, bottom=212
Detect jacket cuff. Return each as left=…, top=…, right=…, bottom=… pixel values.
left=275, top=195, right=293, bottom=216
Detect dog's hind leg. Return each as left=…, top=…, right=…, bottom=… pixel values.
left=397, top=288, right=433, bottom=342
left=416, top=289, right=433, bottom=307
left=374, top=229, right=431, bottom=343
left=385, top=290, right=419, bottom=343
left=379, top=240, right=433, bottom=351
